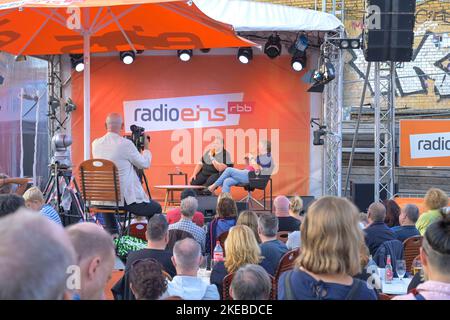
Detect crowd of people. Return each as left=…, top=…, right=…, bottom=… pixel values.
left=1, top=114, right=449, bottom=300
left=1, top=182, right=449, bottom=300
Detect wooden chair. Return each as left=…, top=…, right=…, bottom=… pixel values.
left=128, top=222, right=147, bottom=241
left=277, top=231, right=289, bottom=244
left=78, top=159, right=130, bottom=235
left=274, top=248, right=300, bottom=282
left=403, top=236, right=423, bottom=273
left=218, top=231, right=229, bottom=256
left=378, top=293, right=393, bottom=300
left=223, top=272, right=277, bottom=300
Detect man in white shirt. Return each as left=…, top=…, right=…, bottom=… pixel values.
left=92, top=113, right=162, bottom=232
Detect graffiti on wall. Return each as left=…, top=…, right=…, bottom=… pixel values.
left=348, top=31, right=450, bottom=101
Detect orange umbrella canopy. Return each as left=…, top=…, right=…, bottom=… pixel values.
left=0, top=0, right=253, bottom=55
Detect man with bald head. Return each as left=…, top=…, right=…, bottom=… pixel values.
left=92, top=113, right=162, bottom=234
left=364, top=202, right=396, bottom=255
left=66, top=222, right=116, bottom=300
left=0, top=209, right=76, bottom=299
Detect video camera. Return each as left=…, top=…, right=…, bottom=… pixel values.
left=126, top=125, right=148, bottom=151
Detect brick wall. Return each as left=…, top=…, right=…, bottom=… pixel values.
left=257, top=0, right=450, bottom=111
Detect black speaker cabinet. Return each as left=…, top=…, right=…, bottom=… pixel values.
left=350, top=182, right=398, bottom=213
left=197, top=196, right=248, bottom=222
left=364, top=0, right=416, bottom=62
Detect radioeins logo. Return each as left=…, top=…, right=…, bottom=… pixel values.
left=124, top=93, right=253, bottom=132
left=410, top=132, right=450, bottom=159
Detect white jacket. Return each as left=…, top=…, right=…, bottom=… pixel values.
left=92, top=132, right=151, bottom=206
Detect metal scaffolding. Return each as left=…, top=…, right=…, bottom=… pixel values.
left=373, top=62, right=396, bottom=201
left=322, top=30, right=344, bottom=196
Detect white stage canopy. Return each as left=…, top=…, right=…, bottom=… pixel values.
left=194, top=0, right=343, bottom=32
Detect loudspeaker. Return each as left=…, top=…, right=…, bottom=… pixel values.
left=364, top=0, right=416, bottom=62
left=350, top=182, right=398, bottom=213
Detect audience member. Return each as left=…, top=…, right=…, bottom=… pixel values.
left=237, top=210, right=261, bottom=243
left=289, top=196, right=303, bottom=222
left=364, top=202, right=396, bottom=256
left=286, top=231, right=301, bottom=250
left=391, top=204, right=420, bottom=242
left=129, top=259, right=168, bottom=300
left=66, top=222, right=116, bottom=300
left=393, top=215, right=450, bottom=300
left=359, top=212, right=369, bottom=229
left=278, top=197, right=377, bottom=300
left=166, top=189, right=204, bottom=227
left=382, top=199, right=401, bottom=228
left=161, top=238, right=219, bottom=300
left=230, top=264, right=271, bottom=300
left=417, top=188, right=448, bottom=235
left=0, top=193, right=25, bottom=217
left=166, top=229, right=194, bottom=252
left=274, top=196, right=301, bottom=232
left=0, top=209, right=75, bottom=299
left=258, top=212, right=288, bottom=275
left=23, top=186, right=62, bottom=225
left=168, top=196, right=206, bottom=253
left=210, top=225, right=270, bottom=298
left=0, top=174, right=29, bottom=195
left=127, top=214, right=176, bottom=277
left=206, top=197, right=237, bottom=255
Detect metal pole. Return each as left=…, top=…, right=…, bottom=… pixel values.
left=336, top=29, right=344, bottom=196
left=322, top=0, right=327, bottom=12
left=389, top=62, right=396, bottom=197
left=374, top=62, right=381, bottom=203
left=83, top=8, right=91, bottom=160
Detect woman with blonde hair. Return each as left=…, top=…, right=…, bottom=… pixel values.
left=210, top=225, right=270, bottom=298
left=278, top=196, right=377, bottom=300
left=416, top=188, right=448, bottom=235
left=236, top=210, right=261, bottom=243
left=289, top=196, right=303, bottom=222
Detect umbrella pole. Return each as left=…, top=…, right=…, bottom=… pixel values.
left=83, top=31, right=91, bottom=160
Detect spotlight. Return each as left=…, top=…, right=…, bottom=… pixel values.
left=291, top=51, right=307, bottom=72
left=70, top=54, right=84, bottom=72
left=339, top=38, right=361, bottom=50
left=15, top=55, right=27, bottom=62
left=120, top=51, right=135, bottom=65
left=237, top=47, right=253, bottom=64
left=313, top=126, right=327, bottom=145
left=264, top=35, right=282, bottom=59
left=178, top=49, right=193, bottom=62
left=308, top=58, right=336, bottom=93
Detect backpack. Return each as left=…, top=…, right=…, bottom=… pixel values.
left=114, top=235, right=147, bottom=259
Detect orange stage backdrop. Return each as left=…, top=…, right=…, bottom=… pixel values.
left=72, top=55, right=311, bottom=201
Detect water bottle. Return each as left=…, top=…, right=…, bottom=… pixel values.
left=385, top=255, right=394, bottom=284
left=212, top=241, right=224, bottom=268
left=366, top=255, right=379, bottom=277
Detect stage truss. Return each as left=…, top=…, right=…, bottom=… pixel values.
left=322, top=29, right=344, bottom=197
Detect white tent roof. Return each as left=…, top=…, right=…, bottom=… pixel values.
left=194, top=0, right=343, bottom=32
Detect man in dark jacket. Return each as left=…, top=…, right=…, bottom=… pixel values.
left=364, top=202, right=396, bottom=256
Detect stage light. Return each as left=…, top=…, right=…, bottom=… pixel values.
left=308, top=58, right=336, bottom=93
left=339, top=38, right=361, bottom=50
left=313, top=127, right=327, bottom=145
left=70, top=54, right=84, bottom=72
left=237, top=47, right=253, bottom=64
left=264, top=35, right=282, bottom=59
left=291, top=52, right=307, bottom=72
left=15, top=55, right=27, bottom=62
left=120, top=51, right=135, bottom=65
left=178, top=49, right=193, bottom=62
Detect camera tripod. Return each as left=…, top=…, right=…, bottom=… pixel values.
left=43, top=162, right=86, bottom=226
left=136, top=168, right=152, bottom=199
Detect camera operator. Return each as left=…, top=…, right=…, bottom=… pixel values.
left=92, top=113, right=162, bottom=234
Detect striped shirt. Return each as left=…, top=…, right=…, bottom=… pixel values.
left=41, top=204, right=63, bottom=225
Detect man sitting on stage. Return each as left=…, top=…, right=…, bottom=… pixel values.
left=190, top=137, right=233, bottom=188
left=92, top=113, right=162, bottom=233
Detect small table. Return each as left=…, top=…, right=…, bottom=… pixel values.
left=168, top=172, right=188, bottom=206
left=155, top=185, right=206, bottom=212
left=378, top=268, right=412, bottom=295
